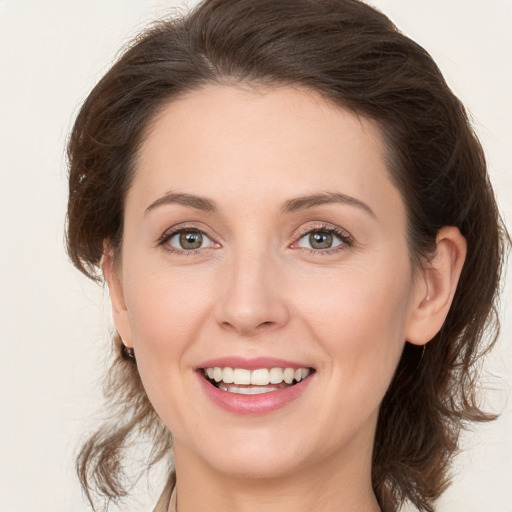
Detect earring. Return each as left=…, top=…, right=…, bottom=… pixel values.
left=415, top=344, right=426, bottom=371
left=122, top=345, right=135, bottom=360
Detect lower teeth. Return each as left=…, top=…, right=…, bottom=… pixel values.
left=218, top=384, right=283, bottom=395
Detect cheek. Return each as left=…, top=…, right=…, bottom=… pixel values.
left=120, top=262, right=215, bottom=405
left=297, top=262, right=412, bottom=411
left=124, top=261, right=212, bottom=348
left=300, top=260, right=412, bottom=340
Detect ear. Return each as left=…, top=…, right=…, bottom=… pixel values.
left=102, top=243, right=133, bottom=349
left=405, top=226, right=467, bottom=346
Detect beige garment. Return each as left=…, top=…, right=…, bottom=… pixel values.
left=153, top=473, right=177, bottom=512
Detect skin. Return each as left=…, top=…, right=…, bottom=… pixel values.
left=103, top=84, right=466, bottom=512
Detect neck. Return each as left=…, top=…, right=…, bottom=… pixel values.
left=172, top=443, right=381, bottom=512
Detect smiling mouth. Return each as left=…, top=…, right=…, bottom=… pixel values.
left=201, top=366, right=314, bottom=395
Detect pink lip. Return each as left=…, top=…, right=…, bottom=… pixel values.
left=197, top=356, right=311, bottom=370
left=196, top=359, right=314, bottom=415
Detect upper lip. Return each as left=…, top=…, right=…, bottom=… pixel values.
left=197, top=356, right=313, bottom=371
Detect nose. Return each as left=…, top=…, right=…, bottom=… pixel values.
left=215, top=247, right=290, bottom=337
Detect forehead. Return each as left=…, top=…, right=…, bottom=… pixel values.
left=130, top=84, right=404, bottom=222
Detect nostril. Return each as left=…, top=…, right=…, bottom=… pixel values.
left=254, top=321, right=278, bottom=332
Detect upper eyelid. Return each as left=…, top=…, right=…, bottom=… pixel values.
left=293, top=222, right=352, bottom=240
left=158, top=223, right=217, bottom=243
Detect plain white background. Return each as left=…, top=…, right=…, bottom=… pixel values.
left=0, top=1, right=510, bottom=511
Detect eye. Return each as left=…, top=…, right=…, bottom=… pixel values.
left=295, top=227, right=349, bottom=252
left=166, top=229, right=216, bottom=251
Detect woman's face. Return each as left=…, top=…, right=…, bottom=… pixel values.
left=108, top=85, right=427, bottom=481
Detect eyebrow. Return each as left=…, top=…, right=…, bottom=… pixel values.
left=281, top=192, right=376, bottom=218
left=145, top=190, right=375, bottom=218
left=145, top=192, right=217, bottom=215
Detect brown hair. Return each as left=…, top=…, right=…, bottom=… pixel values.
left=66, top=0, right=509, bottom=510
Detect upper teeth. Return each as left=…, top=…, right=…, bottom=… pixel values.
left=204, top=367, right=310, bottom=386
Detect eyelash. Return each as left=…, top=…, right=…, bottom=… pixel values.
left=157, top=224, right=217, bottom=256
left=157, top=223, right=353, bottom=256
left=293, top=223, right=353, bottom=255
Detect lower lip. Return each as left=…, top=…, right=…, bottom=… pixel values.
left=197, top=372, right=314, bottom=415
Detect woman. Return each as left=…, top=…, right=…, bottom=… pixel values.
left=66, top=0, right=508, bottom=511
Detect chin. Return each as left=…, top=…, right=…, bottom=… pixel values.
left=177, top=430, right=315, bottom=481
left=210, top=452, right=307, bottom=481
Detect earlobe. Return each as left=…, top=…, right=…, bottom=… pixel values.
left=405, top=227, right=467, bottom=346
left=101, top=244, right=134, bottom=349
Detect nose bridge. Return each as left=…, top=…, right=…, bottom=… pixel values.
left=216, top=240, right=289, bottom=335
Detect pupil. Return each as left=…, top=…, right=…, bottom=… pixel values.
left=309, top=231, right=332, bottom=249
left=180, top=231, right=203, bottom=249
